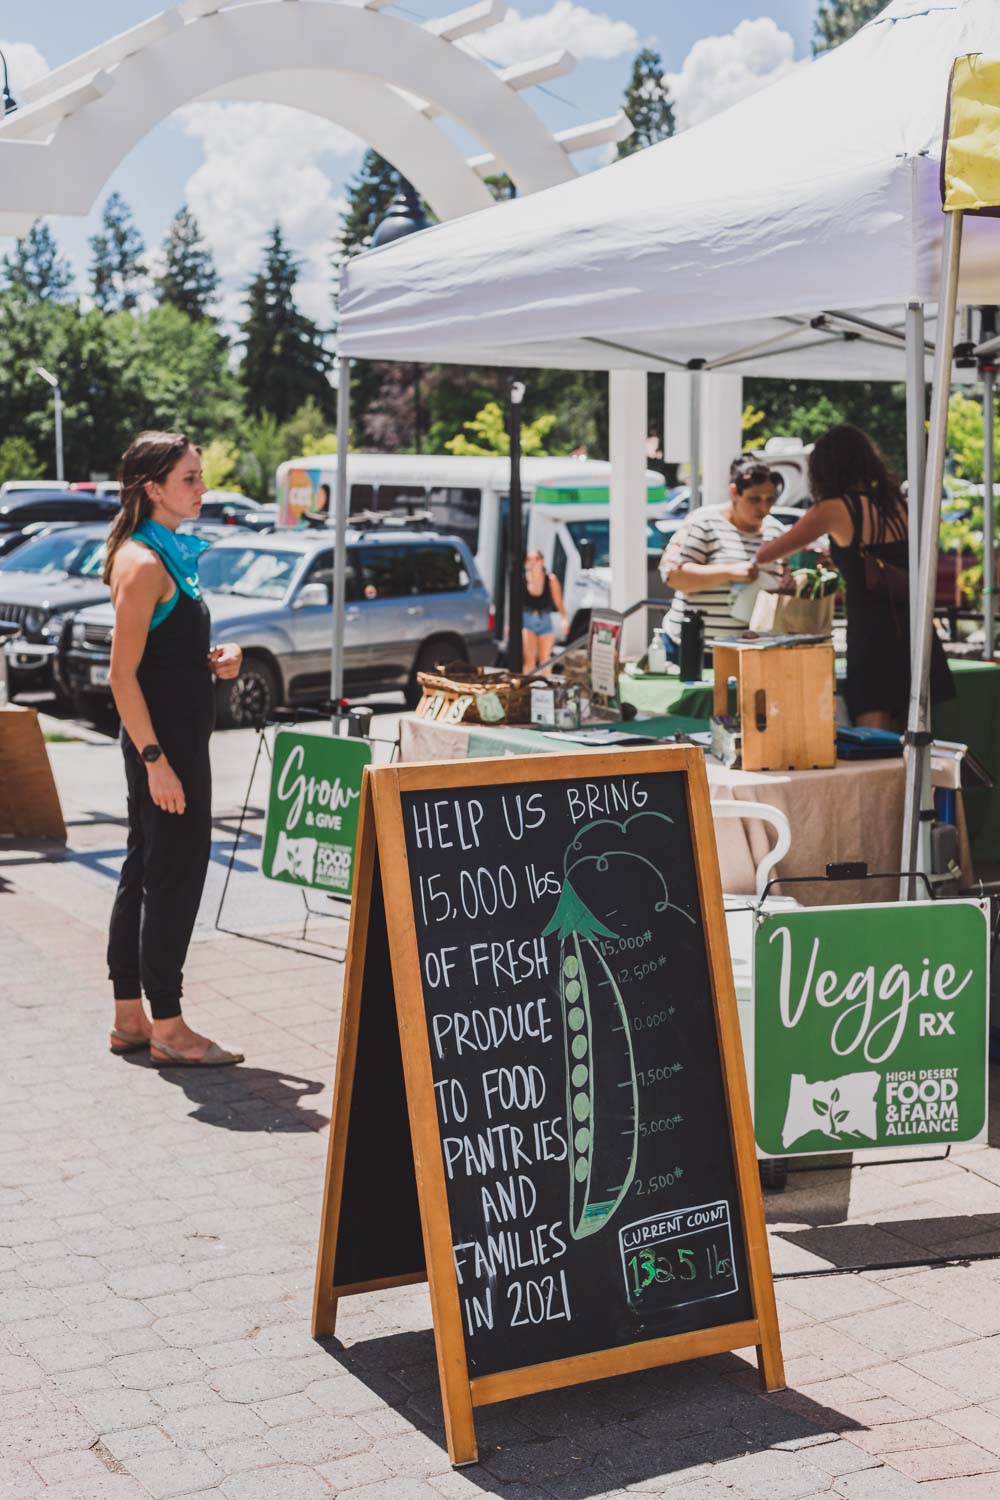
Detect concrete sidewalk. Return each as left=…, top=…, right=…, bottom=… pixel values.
left=1, top=732, right=1000, bottom=1499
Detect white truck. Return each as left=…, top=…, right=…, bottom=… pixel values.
left=276, top=453, right=675, bottom=640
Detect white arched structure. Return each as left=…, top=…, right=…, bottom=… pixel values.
left=0, top=0, right=651, bottom=664
left=0, top=0, right=631, bottom=236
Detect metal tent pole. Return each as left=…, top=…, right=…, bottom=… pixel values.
left=984, top=364, right=996, bottom=661
left=900, top=211, right=963, bottom=893
left=688, top=361, right=704, bottom=509
left=330, top=355, right=351, bottom=707
left=507, top=378, right=526, bottom=672
left=905, top=303, right=927, bottom=644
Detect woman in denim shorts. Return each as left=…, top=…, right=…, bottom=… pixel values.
left=522, top=550, right=569, bottom=671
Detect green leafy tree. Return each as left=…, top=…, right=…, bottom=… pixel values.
left=0, top=289, right=243, bottom=480
left=200, top=438, right=241, bottom=492
left=0, top=436, right=44, bottom=487
left=238, top=412, right=285, bottom=502
left=938, top=391, right=1000, bottom=599
left=106, top=303, right=243, bottom=441
left=155, top=206, right=220, bottom=321
left=89, top=192, right=147, bottom=313
left=744, top=378, right=908, bottom=476
left=278, top=398, right=338, bottom=461
left=445, top=401, right=557, bottom=457
left=1, top=221, right=73, bottom=302
left=814, top=0, right=884, bottom=54
left=240, top=225, right=333, bottom=423
left=617, top=48, right=676, bottom=159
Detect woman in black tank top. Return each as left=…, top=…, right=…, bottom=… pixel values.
left=523, top=549, right=568, bottom=670
left=103, top=432, right=245, bottom=1066
left=757, top=426, right=953, bottom=728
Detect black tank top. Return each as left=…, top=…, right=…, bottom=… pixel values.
left=127, top=590, right=215, bottom=762
left=526, top=573, right=556, bottom=612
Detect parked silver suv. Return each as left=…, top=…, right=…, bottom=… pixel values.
left=61, top=526, right=497, bottom=727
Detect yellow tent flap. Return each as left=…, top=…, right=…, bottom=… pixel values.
left=943, top=54, right=1000, bottom=213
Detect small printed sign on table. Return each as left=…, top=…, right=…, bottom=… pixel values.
left=753, top=900, right=989, bottom=1157
left=262, top=728, right=371, bottom=894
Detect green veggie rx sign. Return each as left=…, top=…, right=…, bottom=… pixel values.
left=753, top=901, right=988, bottom=1157
left=263, top=728, right=371, bottom=894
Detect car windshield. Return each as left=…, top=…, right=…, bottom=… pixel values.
left=0, top=531, right=106, bottom=576
left=199, top=546, right=302, bottom=599
left=567, top=519, right=666, bottom=568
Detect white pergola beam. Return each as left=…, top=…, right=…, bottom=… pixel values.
left=0, top=73, right=113, bottom=140
left=556, top=111, right=631, bottom=153
left=498, top=51, right=574, bottom=91
left=426, top=1, right=506, bottom=43
left=419, top=48, right=574, bottom=120
left=179, top=0, right=239, bottom=16
left=20, top=12, right=182, bottom=105
left=468, top=110, right=631, bottom=174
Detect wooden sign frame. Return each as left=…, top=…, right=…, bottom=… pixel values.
left=313, top=747, right=783, bottom=1466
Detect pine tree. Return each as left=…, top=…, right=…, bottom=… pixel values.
left=89, top=192, right=147, bottom=313
left=239, top=224, right=333, bottom=423
left=335, top=149, right=402, bottom=267
left=155, top=206, right=219, bottom=320
left=617, top=48, right=676, bottom=159
left=1, top=221, right=73, bottom=302
left=814, top=0, right=884, bottom=53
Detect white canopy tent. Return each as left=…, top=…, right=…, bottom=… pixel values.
left=333, top=0, right=1000, bottom=893
left=337, top=0, right=1000, bottom=374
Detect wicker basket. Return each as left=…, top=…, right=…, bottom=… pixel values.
left=415, top=662, right=533, bottom=725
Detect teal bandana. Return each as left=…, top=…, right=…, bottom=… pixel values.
left=133, top=518, right=212, bottom=600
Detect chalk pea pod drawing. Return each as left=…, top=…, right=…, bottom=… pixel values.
left=542, top=812, right=694, bottom=1240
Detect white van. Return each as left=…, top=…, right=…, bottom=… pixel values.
left=275, top=453, right=672, bottom=639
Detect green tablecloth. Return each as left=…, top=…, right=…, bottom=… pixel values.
left=620, top=658, right=1000, bottom=861
left=620, top=670, right=715, bottom=720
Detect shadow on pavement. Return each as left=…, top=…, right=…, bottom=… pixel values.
left=313, top=1329, right=860, bottom=1491
left=777, top=1210, right=1000, bottom=1268
left=121, top=1051, right=328, bottom=1133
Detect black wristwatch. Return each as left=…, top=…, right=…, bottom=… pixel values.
left=141, top=743, right=164, bottom=764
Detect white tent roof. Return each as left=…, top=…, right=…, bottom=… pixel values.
left=338, top=0, right=1000, bottom=380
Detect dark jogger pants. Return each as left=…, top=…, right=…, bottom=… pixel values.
left=107, top=736, right=212, bottom=1020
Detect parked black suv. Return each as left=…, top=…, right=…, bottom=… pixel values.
left=0, top=492, right=119, bottom=558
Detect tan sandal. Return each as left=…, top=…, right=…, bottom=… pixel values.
left=110, top=1027, right=151, bottom=1055
left=149, top=1039, right=244, bottom=1067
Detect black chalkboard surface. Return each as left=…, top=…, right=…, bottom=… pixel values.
left=313, top=750, right=782, bottom=1467
left=401, top=769, right=752, bottom=1375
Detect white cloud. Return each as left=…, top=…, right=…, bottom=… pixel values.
left=0, top=39, right=50, bottom=96
left=464, top=1, right=638, bottom=67
left=175, top=102, right=363, bottom=329
left=666, top=17, right=797, bottom=132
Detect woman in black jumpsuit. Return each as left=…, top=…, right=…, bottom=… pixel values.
left=757, top=425, right=954, bottom=728
left=104, top=431, right=244, bottom=1065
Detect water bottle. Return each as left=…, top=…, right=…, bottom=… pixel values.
left=679, top=610, right=705, bottom=682
left=647, top=631, right=667, bottom=674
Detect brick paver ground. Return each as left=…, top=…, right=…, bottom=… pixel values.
left=1, top=729, right=999, bottom=1498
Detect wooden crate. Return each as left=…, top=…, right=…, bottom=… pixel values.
left=0, top=705, right=67, bottom=841
left=712, top=642, right=836, bottom=771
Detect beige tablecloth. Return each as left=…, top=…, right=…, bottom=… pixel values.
left=398, top=716, right=905, bottom=905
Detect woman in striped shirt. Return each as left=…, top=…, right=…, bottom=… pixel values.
left=661, top=456, right=788, bottom=653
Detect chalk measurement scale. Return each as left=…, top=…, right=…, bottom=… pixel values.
left=313, top=749, right=783, bottom=1466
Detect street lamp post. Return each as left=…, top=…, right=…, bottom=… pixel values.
left=35, top=368, right=64, bottom=484
left=0, top=48, right=17, bottom=115
left=372, top=182, right=429, bottom=454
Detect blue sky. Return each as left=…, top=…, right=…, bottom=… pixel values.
left=1, top=2, right=823, bottom=323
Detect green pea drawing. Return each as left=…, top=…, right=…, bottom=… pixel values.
left=542, top=810, right=695, bottom=1241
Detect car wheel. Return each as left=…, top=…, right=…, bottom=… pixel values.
left=404, top=639, right=466, bottom=711
left=215, top=655, right=279, bottom=729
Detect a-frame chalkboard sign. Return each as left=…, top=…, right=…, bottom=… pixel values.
left=313, top=748, right=783, bottom=1465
